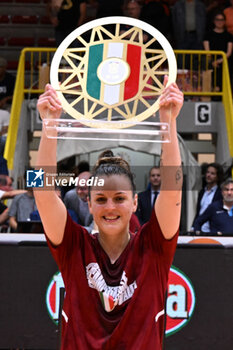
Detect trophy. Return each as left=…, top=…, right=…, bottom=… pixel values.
left=44, top=16, right=177, bottom=143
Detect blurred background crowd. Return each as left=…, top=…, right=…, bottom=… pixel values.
left=1, top=0, right=233, bottom=236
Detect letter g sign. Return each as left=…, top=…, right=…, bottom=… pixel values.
left=195, top=103, right=211, bottom=125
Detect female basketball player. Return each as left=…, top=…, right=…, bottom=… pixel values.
left=35, top=76, right=183, bottom=349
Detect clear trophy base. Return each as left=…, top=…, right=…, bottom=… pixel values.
left=43, top=119, right=170, bottom=143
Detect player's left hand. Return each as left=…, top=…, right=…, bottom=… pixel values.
left=37, top=84, right=63, bottom=120
left=159, top=75, right=184, bottom=123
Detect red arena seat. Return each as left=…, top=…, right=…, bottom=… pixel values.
left=38, top=37, right=56, bottom=47
left=15, top=0, right=41, bottom=3
left=0, top=15, right=10, bottom=23
left=0, top=37, right=6, bottom=45
left=6, top=61, right=30, bottom=70
left=40, top=16, right=51, bottom=24
left=12, top=15, right=38, bottom=24
left=6, top=60, right=19, bottom=70
left=8, top=37, right=35, bottom=46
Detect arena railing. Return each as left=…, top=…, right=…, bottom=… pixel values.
left=4, top=48, right=233, bottom=170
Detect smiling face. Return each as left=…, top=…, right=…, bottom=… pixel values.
left=89, top=175, right=137, bottom=237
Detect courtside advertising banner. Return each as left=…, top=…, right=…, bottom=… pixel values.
left=1, top=244, right=233, bottom=349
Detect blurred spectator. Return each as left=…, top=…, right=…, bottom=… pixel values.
left=136, top=166, right=161, bottom=225
left=48, top=0, right=87, bottom=46
left=28, top=186, right=76, bottom=228
left=171, top=0, right=206, bottom=50
left=8, top=188, right=38, bottom=232
left=140, top=0, right=171, bottom=39
left=0, top=154, right=8, bottom=175
left=0, top=57, right=15, bottom=111
left=0, top=174, right=12, bottom=193
left=95, top=0, right=124, bottom=17
left=126, top=0, right=142, bottom=19
left=191, top=162, right=224, bottom=233
left=0, top=110, right=8, bottom=174
left=63, top=171, right=94, bottom=233
left=203, top=0, right=228, bottom=29
left=200, top=162, right=209, bottom=187
left=204, top=0, right=227, bottom=13
left=193, top=178, right=233, bottom=235
left=55, top=185, right=79, bottom=223
left=203, top=11, right=233, bottom=92
left=0, top=109, right=10, bottom=154
left=223, top=0, right=233, bottom=35
left=0, top=57, right=15, bottom=165
left=0, top=201, right=9, bottom=231
left=60, top=160, right=90, bottom=199
left=86, top=0, right=98, bottom=21
left=75, top=160, right=90, bottom=175
left=0, top=201, right=8, bottom=222
left=120, top=0, right=149, bottom=42
left=0, top=174, right=26, bottom=200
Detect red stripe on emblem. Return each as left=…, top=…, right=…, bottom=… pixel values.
left=49, top=282, right=56, bottom=314
left=124, top=44, right=141, bottom=100
left=109, top=295, right=115, bottom=311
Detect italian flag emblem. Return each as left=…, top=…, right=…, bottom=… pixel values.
left=99, top=291, right=116, bottom=312
left=86, top=41, right=142, bottom=106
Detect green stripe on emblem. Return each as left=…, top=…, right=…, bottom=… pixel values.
left=86, top=44, right=103, bottom=100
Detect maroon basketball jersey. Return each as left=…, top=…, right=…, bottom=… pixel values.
left=46, top=210, right=178, bottom=349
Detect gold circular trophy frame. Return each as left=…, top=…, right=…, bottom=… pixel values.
left=50, top=16, right=177, bottom=129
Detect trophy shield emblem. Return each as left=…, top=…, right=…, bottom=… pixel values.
left=46, top=16, right=177, bottom=141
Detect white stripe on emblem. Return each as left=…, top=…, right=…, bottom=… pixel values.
left=155, top=309, right=165, bottom=323
left=62, top=310, right=68, bottom=323
left=107, top=42, right=124, bottom=58
left=104, top=85, right=120, bottom=105
left=103, top=42, right=123, bottom=105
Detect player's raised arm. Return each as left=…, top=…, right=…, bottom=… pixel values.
left=155, top=76, right=184, bottom=239
left=34, top=84, right=67, bottom=245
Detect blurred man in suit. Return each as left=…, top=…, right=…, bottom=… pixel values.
left=192, top=162, right=223, bottom=233
left=136, top=166, right=161, bottom=225
left=193, top=178, right=233, bottom=235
